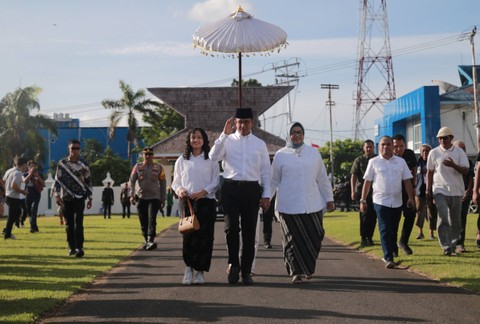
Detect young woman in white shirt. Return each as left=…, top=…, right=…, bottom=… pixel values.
left=172, top=127, right=220, bottom=285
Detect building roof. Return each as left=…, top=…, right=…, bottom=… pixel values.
left=440, top=65, right=479, bottom=102
left=147, top=86, right=293, bottom=159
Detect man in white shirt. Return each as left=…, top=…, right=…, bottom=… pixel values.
left=426, top=127, right=469, bottom=256
left=209, top=108, right=271, bottom=285
left=360, top=136, right=415, bottom=269
left=3, top=157, right=29, bottom=239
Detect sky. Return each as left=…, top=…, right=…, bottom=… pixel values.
left=1, top=0, right=480, bottom=147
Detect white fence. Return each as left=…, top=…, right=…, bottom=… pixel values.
left=2, top=185, right=180, bottom=217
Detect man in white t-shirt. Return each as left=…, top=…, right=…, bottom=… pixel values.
left=426, top=127, right=469, bottom=256
left=360, top=136, right=415, bottom=269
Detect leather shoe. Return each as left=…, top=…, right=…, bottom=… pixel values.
left=360, top=237, right=368, bottom=246
left=398, top=241, right=413, bottom=255
left=228, top=266, right=239, bottom=284
left=366, top=237, right=374, bottom=246
left=242, top=274, right=254, bottom=285
left=264, top=242, right=272, bottom=249
left=75, top=249, right=84, bottom=258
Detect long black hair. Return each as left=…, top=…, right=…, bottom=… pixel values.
left=183, top=127, right=210, bottom=160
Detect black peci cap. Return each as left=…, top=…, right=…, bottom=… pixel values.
left=234, top=108, right=253, bottom=119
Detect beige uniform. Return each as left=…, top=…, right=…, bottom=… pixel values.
left=129, top=162, right=166, bottom=202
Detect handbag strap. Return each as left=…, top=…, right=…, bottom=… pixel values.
left=186, top=197, right=195, bottom=216
left=180, top=197, right=195, bottom=219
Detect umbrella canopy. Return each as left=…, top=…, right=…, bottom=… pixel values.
left=193, top=6, right=288, bottom=108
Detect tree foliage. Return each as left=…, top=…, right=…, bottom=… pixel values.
left=140, top=103, right=184, bottom=146
left=231, top=78, right=263, bottom=87
left=89, top=147, right=131, bottom=186
left=82, top=138, right=104, bottom=164
left=0, top=86, right=57, bottom=172
left=318, top=139, right=364, bottom=182
left=102, top=80, right=161, bottom=167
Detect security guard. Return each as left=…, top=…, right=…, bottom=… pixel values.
left=129, top=147, right=167, bottom=250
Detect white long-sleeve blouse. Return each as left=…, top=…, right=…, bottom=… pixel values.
left=271, top=144, right=334, bottom=214
left=171, top=153, right=220, bottom=199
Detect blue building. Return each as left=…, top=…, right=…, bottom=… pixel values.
left=374, top=65, right=479, bottom=156
left=37, top=113, right=143, bottom=170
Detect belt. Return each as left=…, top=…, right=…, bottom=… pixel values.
left=224, top=179, right=258, bottom=186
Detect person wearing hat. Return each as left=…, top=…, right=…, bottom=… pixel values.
left=209, top=108, right=271, bottom=285
left=426, top=127, right=469, bottom=256
left=128, top=147, right=167, bottom=250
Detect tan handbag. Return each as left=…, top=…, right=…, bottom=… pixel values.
left=178, top=198, right=200, bottom=234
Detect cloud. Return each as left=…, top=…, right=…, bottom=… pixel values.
left=98, top=32, right=464, bottom=62
left=188, top=0, right=254, bottom=23
left=100, top=42, right=195, bottom=56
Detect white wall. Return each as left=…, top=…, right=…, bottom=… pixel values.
left=2, top=184, right=181, bottom=217
left=440, top=103, right=477, bottom=156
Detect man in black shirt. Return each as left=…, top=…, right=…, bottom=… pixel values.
left=392, top=134, right=417, bottom=255
left=351, top=139, right=377, bottom=246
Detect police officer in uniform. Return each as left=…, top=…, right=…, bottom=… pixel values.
left=129, top=147, right=167, bottom=250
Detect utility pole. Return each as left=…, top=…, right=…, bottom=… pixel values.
left=273, top=58, right=300, bottom=124
left=470, top=26, right=479, bottom=150
left=321, top=83, right=339, bottom=187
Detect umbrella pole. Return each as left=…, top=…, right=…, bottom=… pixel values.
left=238, top=52, right=242, bottom=108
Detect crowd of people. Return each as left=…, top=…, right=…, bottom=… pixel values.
left=354, top=127, right=480, bottom=269
left=2, top=116, right=480, bottom=284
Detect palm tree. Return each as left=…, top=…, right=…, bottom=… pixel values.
left=0, top=85, right=57, bottom=170
left=102, top=80, right=161, bottom=167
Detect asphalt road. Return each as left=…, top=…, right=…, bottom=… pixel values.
left=40, top=221, right=480, bottom=323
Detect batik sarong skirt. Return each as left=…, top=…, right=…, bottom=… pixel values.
left=279, top=210, right=325, bottom=276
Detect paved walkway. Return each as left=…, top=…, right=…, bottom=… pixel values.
left=41, top=222, right=480, bottom=323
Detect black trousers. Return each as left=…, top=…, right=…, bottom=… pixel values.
left=103, top=203, right=112, bottom=218
left=122, top=202, right=131, bottom=218
left=182, top=198, right=216, bottom=271
left=16, top=199, right=27, bottom=226
left=63, top=198, right=86, bottom=250
left=26, top=189, right=41, bottom=230
left=221, top=180, right=262, bottom=277
left=397, top=195, right=416, bottom=246
left=5, top=197, right=22, bottom=237
left=458, top=198, right=470, bottom=246
left=359, top=195, right=377, bottom=239
left=137, top=198, right=160, bottom=242
left=263, top=195, right=276, bottom=243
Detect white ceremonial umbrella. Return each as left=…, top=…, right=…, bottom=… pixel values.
left=193, top=6, right=288, bottom=108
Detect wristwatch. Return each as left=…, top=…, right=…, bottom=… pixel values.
left=359, top=199, right=367, bottom=204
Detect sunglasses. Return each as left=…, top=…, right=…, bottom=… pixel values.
left=70, top=147, right=81, bottom=150
left=144, top=153, right=153, bottom=156
left=438, top=136, right=450, bottom=140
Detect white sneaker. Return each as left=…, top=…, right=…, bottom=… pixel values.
left=194, top=271, right=205, bottom=285
left=182, top=267, right=193, bottom=285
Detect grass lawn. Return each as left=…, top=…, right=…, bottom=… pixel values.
left=0, top=215, right=179, bottom=324
left=324, top=210, right=480, bottom=294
